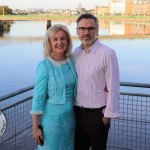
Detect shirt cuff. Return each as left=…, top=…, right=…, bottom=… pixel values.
left=30, top=110, right=43, bottom=115
left=104, top=109, right=120, bottom=118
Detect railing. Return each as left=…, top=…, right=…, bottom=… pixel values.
left=108, top=83, right=150, bottom=150
left=0, top=82, right=150, bottom=150
left=0, top=87, right=35, bottom=150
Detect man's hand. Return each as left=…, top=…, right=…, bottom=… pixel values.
left=103, top=117, right=111, bottom=126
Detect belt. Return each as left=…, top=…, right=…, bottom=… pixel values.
left=74, top=106, right=106, bottom=113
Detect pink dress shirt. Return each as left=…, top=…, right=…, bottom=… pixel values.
left=73, top=40, right=120, bottom=118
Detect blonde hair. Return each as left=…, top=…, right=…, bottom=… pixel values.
left=43, top=24, right=72, bottom=58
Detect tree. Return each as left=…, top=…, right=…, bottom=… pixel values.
left=0, top=6, right=12, bottom=15
left=81, top=8, right=87, bottom=13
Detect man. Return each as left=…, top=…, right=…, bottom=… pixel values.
left=73, top=13, right=120, bottom=150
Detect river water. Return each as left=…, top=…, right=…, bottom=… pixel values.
left=0, top=20, right=150, bottom=96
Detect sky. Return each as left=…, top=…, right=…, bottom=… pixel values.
left=0, top=0, right=109, bottom=10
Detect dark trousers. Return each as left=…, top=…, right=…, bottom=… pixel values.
left=74, top=106, right=110, bottom=150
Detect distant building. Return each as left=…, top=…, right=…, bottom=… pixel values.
left=125, top=0, right=132, bottom=15
left=63, top=9, right=71, bottom=15
left=133, top=0, right=150, bottom=4
left=132, top=0, right=150, bottom=15
left=77, top=3, right=82, bottom=13
left=70, top=10, right=79, bottom=15
left=109, top=0, right=150, bottom=15
left=110, top=0, right=126, bottom=15
left=95, top=6, right=110, bottom=16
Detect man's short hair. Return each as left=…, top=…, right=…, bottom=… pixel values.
left=77, top=13, right=98, bottom=27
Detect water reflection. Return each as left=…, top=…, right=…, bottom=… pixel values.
left=98, top=19, right=150, bottom=36
left=0, top=20, right=150, bottom=96
left=107, top=21, right=150, bottom=35
left=1, top=20, right=150, bottom=38
left=0, top=20, right=12, bottom=36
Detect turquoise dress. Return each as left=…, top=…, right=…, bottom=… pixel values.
left=31, top=57, right=77, bottom=150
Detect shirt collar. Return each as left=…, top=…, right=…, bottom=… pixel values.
left=79, top=39, right=101, bottom=54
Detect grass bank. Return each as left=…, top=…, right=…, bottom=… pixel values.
left=0, top=14, right=150, bottom=21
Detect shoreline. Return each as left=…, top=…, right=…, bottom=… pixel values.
left=0, top=15, right=150, bottom=21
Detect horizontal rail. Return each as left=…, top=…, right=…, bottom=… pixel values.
left=120, top=92, right=150, bottom=97
left=118, top=117, right=150, bottom=124
left=108, top=145, right=132, bottom=150
left=120, top=82, right=150, bottom=88
left=0, top=125, right=32, bottom=145
left=0, top=85, right=34, bottom=102
left=1, top=96, right=32, bottom=111
left=0, top=82, right=150, bottom=102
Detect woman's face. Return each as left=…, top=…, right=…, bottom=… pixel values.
left=50, top=30, right=68, bottom=56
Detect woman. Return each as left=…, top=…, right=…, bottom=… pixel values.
left=31, top=24, right=77, bottom=150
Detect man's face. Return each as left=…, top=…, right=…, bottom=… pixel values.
left=76, top=18, right=98, bottom=49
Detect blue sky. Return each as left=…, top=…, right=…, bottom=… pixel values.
left=0, top=0, right=109, bottom=10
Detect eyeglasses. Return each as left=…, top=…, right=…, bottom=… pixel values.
left=78, top=27, right=96, bottom=33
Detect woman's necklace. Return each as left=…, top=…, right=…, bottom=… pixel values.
left=51, top=54, right=66, bottom=61
left=48, top=56, right=67, bottom=66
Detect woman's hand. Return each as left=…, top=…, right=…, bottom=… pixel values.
left=32, top=125, right=43, bottom=145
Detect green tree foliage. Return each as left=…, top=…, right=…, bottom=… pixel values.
left=0, top=6, right=12, bottom=15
